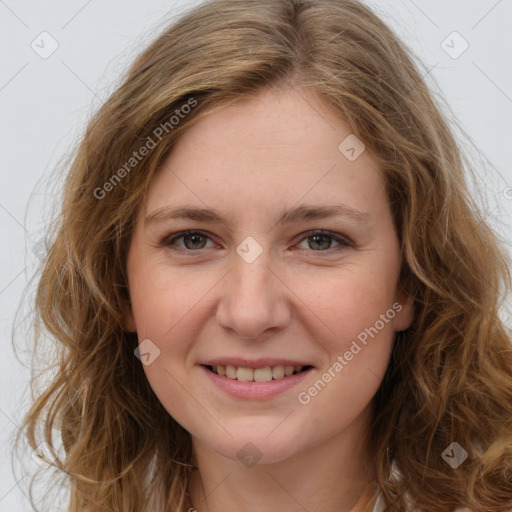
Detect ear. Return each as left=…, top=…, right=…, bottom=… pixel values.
left=393, top=291, right=414, bottom=332
left=121, top=299, right=137, bottom=333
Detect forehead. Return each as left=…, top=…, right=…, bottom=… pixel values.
left=168, top=87, right=352, bottom=164
left=143, top=87, right=386, bottom=224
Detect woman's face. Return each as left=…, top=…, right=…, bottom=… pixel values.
left=124, top=86, right=413, bottom=465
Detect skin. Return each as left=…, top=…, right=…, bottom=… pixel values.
left=123, top=86, right=414, bottom=512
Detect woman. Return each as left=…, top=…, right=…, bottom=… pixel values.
left=16, top=0, right=512, bottom=510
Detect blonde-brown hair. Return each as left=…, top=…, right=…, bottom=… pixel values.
left=14, top=0, right=512, bottom=510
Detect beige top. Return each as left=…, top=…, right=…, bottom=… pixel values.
left=350, top=480, right=380, bottom=512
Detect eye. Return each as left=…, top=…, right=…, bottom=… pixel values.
left=295, top=230, right=352, bottom=252
left=163, top=230, right=216, bottom=251
left=161, top=229, right=352, bottom=254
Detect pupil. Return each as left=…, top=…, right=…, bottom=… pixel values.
left=310, top=234, right=330, bottom=250
left=185, top=234, right=205, bottom=249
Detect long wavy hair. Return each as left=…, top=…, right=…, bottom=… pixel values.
left=14, top=0, right=512, bottom=510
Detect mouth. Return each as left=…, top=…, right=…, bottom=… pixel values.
left=202, top=364, right=313, bottom=382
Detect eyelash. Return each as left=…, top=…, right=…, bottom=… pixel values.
left=161, top=229, right=353, bottom=255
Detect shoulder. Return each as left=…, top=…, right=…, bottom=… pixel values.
left=374, top=462, right=477, bottom=512
left=372, top=493, right=474, bottom=512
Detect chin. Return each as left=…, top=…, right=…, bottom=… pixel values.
left=197, top=427, right=306, bottom=467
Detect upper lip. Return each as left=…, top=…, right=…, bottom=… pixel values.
left=201, top=358, right=313, bottom=369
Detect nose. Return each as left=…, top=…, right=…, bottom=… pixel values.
left=215, top=253, right=292, bottom=341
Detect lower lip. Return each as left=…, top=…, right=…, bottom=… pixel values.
left=200, top=365, right=313, bottom=399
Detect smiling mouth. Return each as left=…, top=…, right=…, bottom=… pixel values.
left=204, top=364, right=313, bottom=382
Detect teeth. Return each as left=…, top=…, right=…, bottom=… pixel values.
left=271, top=366, right=285, bottom=379
left=254, top=367, right=273, bottom=382
left=236, top=367, right=253, bottom=382
left=210, top=364, right=308, bottom=381
left=225, top=365, right=237, bottom=379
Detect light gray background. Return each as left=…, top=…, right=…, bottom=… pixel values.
left=1, top=0, right=511, bottom=509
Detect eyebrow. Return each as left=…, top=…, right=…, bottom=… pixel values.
left=145, top=204, right=370, bottom=227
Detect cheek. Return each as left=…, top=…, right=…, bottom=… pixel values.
left=294, top=269, right=397, bottom=428
left=294, top=263, right=399, bottom=345
left=128, top=260, right=213, bottom=342
left=128, top=266, right=210, bottom=428
left=127, top=261, right=221, bottom=390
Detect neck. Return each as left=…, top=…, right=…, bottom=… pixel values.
left=187, top=411, right=377, bottom=512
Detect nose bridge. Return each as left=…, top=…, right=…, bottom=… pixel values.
left=233, top=253, right=273, bottom=301
left=216, top=248, right=290, bottom=340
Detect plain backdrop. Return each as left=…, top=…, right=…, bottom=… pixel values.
left=1, top=0, right=511, bottom=509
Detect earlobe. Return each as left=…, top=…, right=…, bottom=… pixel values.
left=394, top=293, right=414, bottom=332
